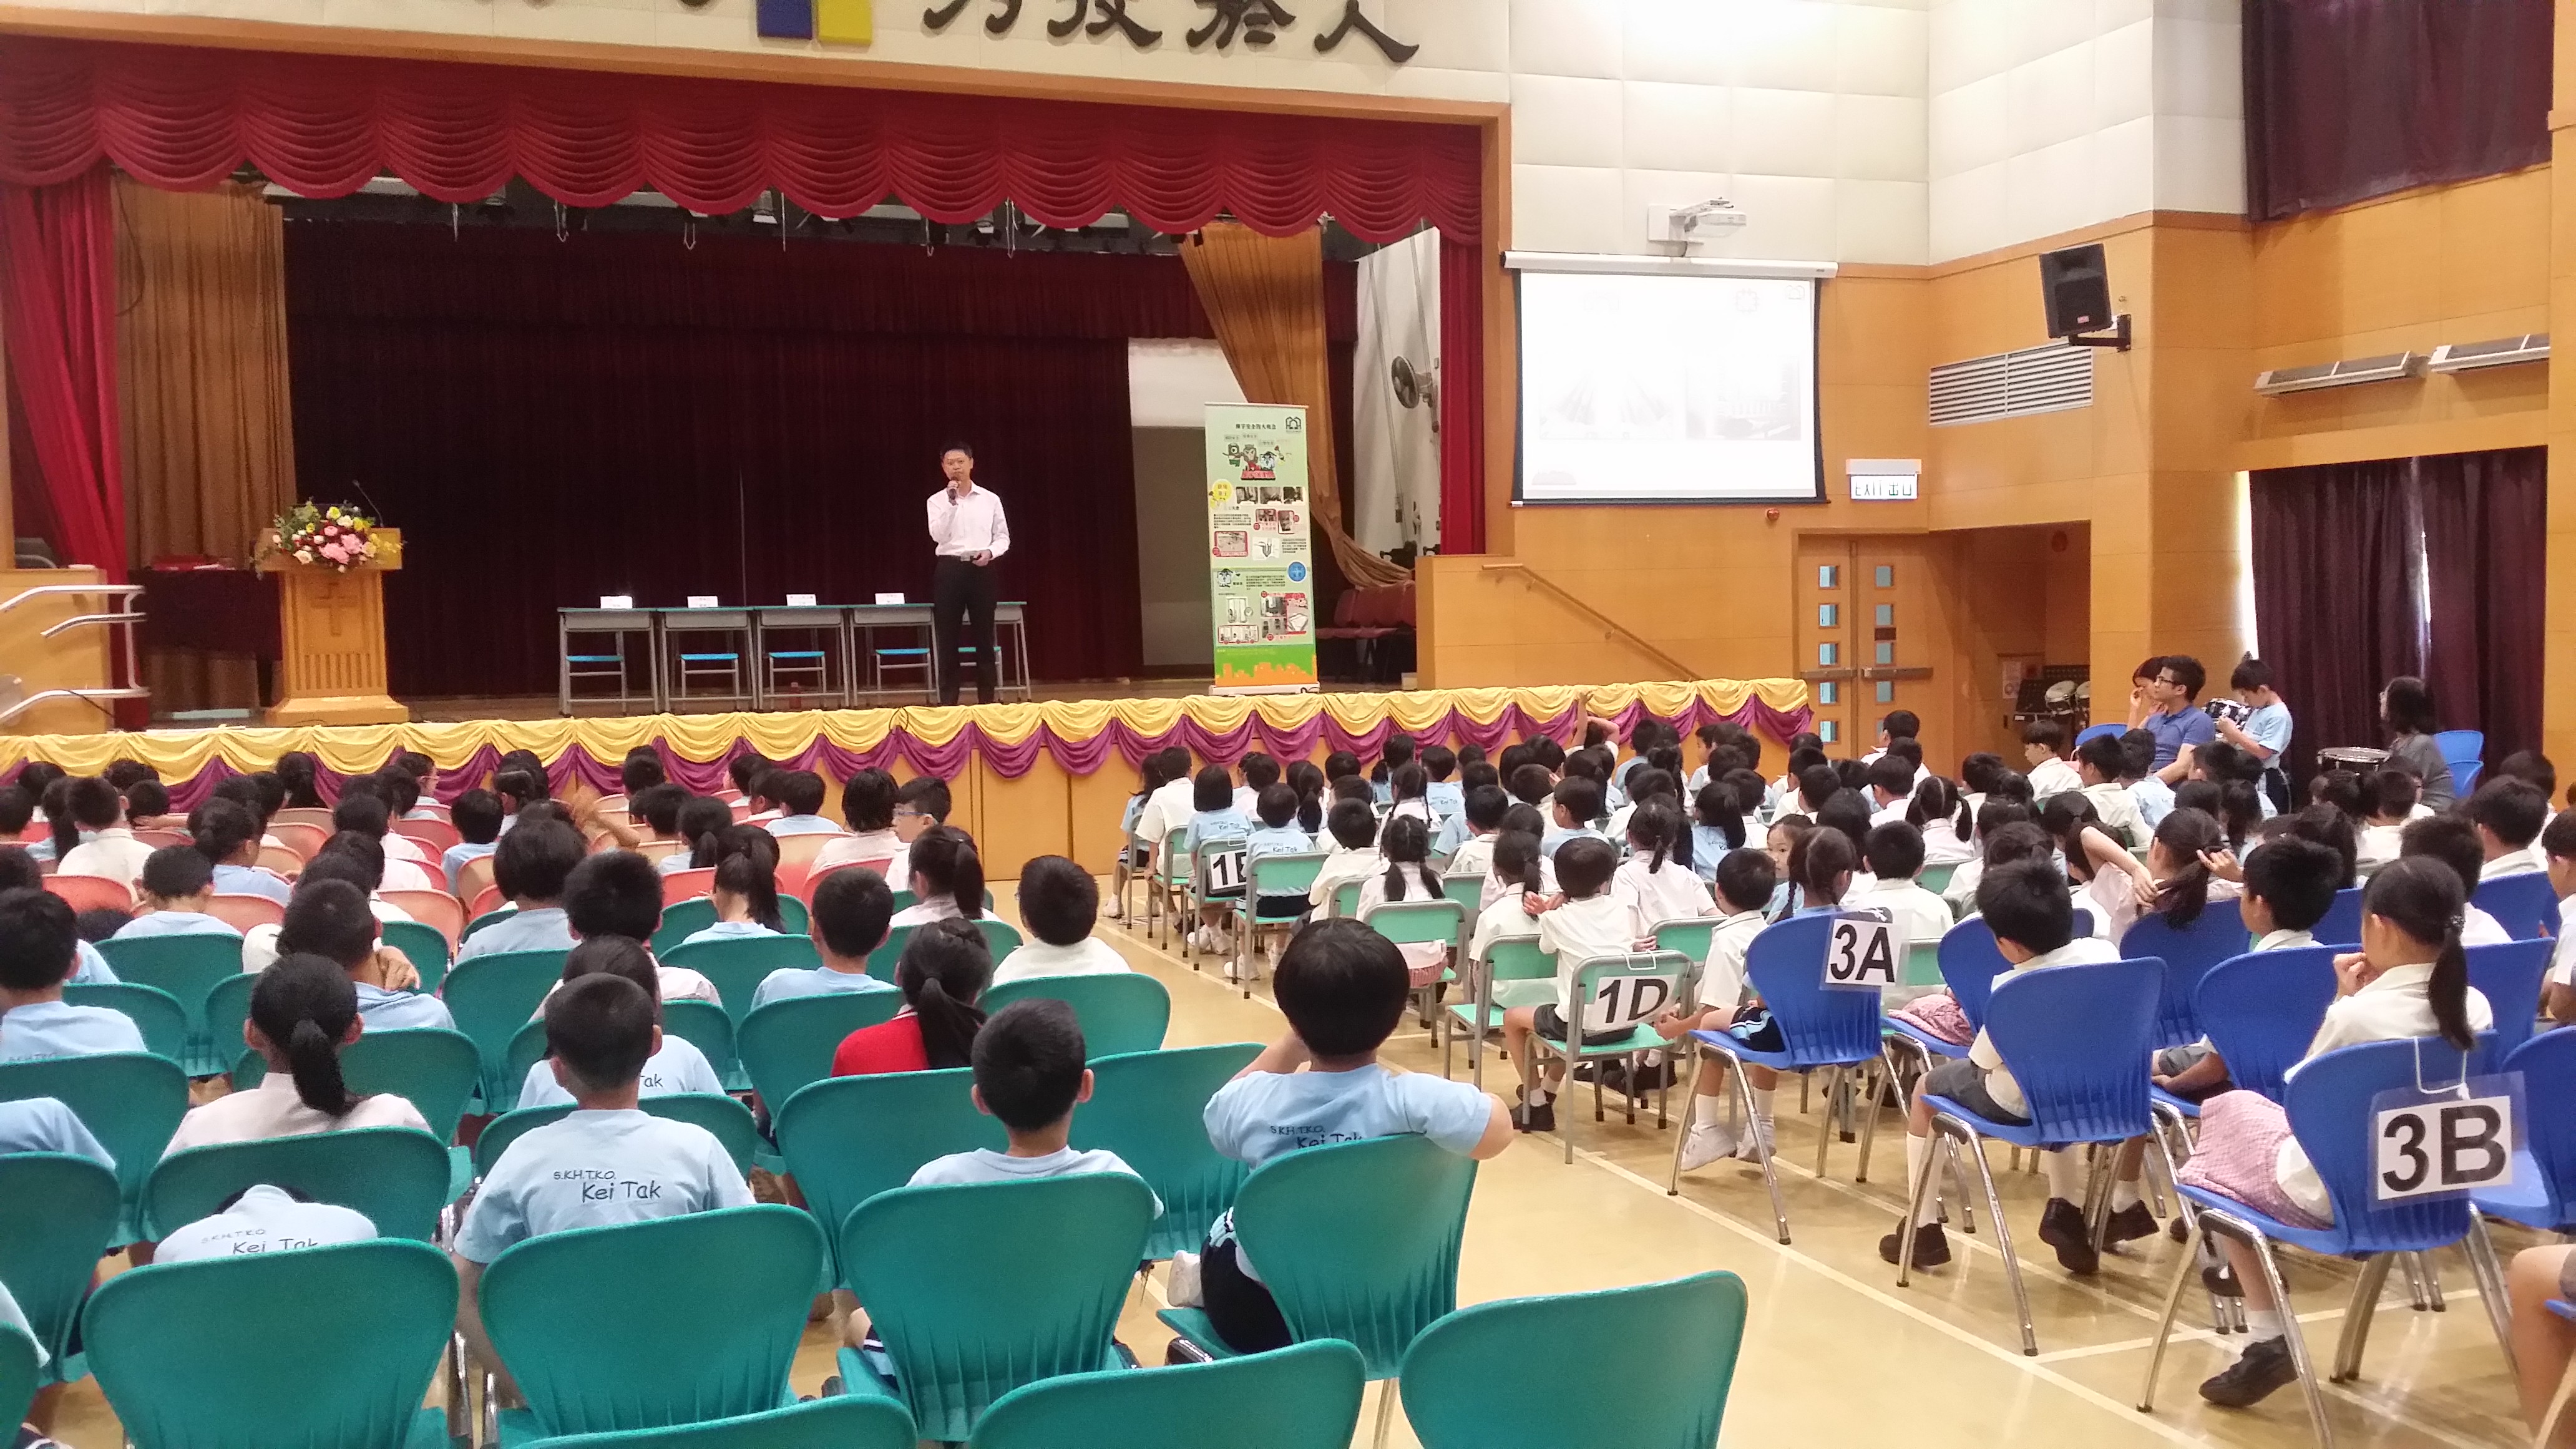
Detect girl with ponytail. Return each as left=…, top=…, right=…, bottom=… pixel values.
left=891, top=824, right=986, bottom=926
left=2114, top=807, right=2236, bottom=941
left=1615, top=798, right=1714, bottom=940
left=1904, top=776, right=1976, bottom=867
left=1356, top=814, right=1450, bottom=986
left=162, top=952, right=431, bottom=1154
left=833, top=917, right=992, bottom=1074
left=680, top=826, right=785, bottom=944
left=675, top=795, right=734, bottom=873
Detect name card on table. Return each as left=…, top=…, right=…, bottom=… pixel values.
left=786, top=593, right=818, bottom=607
left=875, top=592, right=905, bottom=605
left=687, top=595, right=719, bottom=608
left=600, top=595, right=633, bottom=609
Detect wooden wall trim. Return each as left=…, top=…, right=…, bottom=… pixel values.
left=2236, top=409, right=2550, bottom=473
left=1925, top=208, right=2247, bottom=280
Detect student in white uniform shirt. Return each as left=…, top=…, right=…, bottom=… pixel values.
left=330, top=789, right=439, bottom=894
left=1501, top=838, right=1682, bottom=1134
left=2154, top=836, right=2343, bottom=1100
left=990, top=857, right=1129, bottom=985
left=1659, top=848, right=1811, bottom=1171
left=1354, top=817, right=1455, bottom=985
left=2019, top=721, right=2084, bottom=799
left=0, top=887, right=145, bottom=1061
left=242, top=851, right=417, bottom=974
left=162, top=954, right=432, bottom=1159
left=675, top=845, right=788, bottom=950
left=1863, top=756, right=1916, bottom=829
left=2402, top=816, right=2517, bottom=945
left=453, top=819, right=586, bottom=964
left=54, top=776, right=152, bottom=887
left=906, top=998, right=1157, bottom=1206
left=1853, top=824, right=1955, bottom=972
left=110, top=847, right=245, bottom=942
left=1466, top=831, right=1548, bottom=965
left=2074, top=734, right=2149, bottom=849
left=889, top=825, right=987, bottom=930
left=155, top=1183, right=378, bottom=1264
left=514, top=938, right=724, bottom=1109
left=1305, top=801, right=1384, bottom=917
left=752, top=866, right=902, bottom=1010
left=809, top=769, right=905, bottom=875
left=452, top=973, right=754, bottom=1400
left=2541, top=809, right=2576, bottom=1021
left=276, top=880, right=452, bottom=1031
left=2354, top=768, right=2417, bottom=870
left=2469, top=778, right=2552, bottom=882
left=560, top=851, right=721, bottom=1007
left=1611, top=802, right=1714, bottom=940
left=1128, top=749, right=1199, bottom=871
left=1441, top=785, right=1510, bottom=880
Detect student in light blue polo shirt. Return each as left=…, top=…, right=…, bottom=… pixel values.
left=0, top=846, right=120, bottom=988
left=0, top=1095, right=112, bottom=1164
left=453, top=973, right=753, bottom=1399
left=513, top=939, right=723, bottom=1108
left=281, top=879, right=454, bottom=1032
left=1420, top=745, right=1464, bottom=821
left=760, top=769, right=844, bottom=839
left=191, top=796, right=293, bottom=907
left=453, top=819, right=585, bottom=964
left=442, top=789, right=505, bottom=895
left=676, top=840, right=786, bottom=949
left=0, top=887, right=145, bottom=1061
left=659, top=796, right=735, bottom=880
left=1538, top=776, right=1609, bottom=860
left=1241, top=785, right=1316, bottom=863
left=750, top=867, right=899, bottom=1010
left=111, top=846, right=246, bottom=942
left=908, top=998, right=1158, bottom=1212
left=2213, top=656, right=2294, bottom=812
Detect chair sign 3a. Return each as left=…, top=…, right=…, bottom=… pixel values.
left=1823, top=913, right=1900, bottom=991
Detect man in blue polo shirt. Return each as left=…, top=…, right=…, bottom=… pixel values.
left=2130, top=655, right=2217, bottom=783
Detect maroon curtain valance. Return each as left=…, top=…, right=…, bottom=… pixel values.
left=0, top=35, right=1481, bottom=243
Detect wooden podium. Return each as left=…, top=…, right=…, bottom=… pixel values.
left=259, top=529, right=409, bottom=725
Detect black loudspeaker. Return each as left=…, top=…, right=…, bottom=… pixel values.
left=2038, top=243, right=2113, bottom=338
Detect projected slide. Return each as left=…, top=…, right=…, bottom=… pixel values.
left=1516, top=270, right=1821, bottom=504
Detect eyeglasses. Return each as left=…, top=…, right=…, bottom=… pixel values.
left=893, top=807, right=929, bottom=820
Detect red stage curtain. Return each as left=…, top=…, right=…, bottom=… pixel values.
left=0, top=170, right=124, bottom=580
left=1437, top=234, right=1485, bottom=555
left=285, top=222, right=1150, bottom=698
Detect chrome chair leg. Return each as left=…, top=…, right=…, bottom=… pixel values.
left=1733, top=1052, right=1790, bottom=1242
left=2331, top=1254, right=2394, bottom=1382
left=2135, top=1213, right=2203, bottom=1412
left=1954, top=1120, right=2038, bottom=1355
left=2464, top=1214, right=2520, bottom=1373
left=2247, top=1231, right=2336, bottom=1449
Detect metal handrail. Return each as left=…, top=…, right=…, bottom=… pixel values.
left=0, top=582, right=149, bottom=725
left=1478, top=562, right=1695, bottom=679
left=0, top=686, right=150, bottom=726
left=0, top=583, right=144, bottom=613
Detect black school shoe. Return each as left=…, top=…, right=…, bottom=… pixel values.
left=2199, top=1336, right=2297, bottom=1407
left=2103, top=1201, right=2159, bottom=1245
left=1877, top=1221, right=1951, bottom=1270
left=1513, top=1095, right=1556, bottom=1133
left=2037, top=1198, right=2100, bottom=1275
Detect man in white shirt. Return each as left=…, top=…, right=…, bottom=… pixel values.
left=155, top=1183, right=378, bottom=1264
left=991, top=857, right=1131, bottom=984
left=925, top=443, right=1011, bottom=706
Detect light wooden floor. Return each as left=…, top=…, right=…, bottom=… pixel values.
left=47, top=881, right=2539, bottom=1449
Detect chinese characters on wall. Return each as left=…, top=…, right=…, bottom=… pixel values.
left=922, top=0, right=1418, bottom=61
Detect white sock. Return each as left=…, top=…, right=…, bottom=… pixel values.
left=1903, top=1133, right=1944, bottom=1211
left=2042, top=1148, right=2087, bottom=1203
left=1905, top=1133, right=1930, bottom=1199
left=1689, top=1091, right=1727, bottom=1128
left=2112, top=1181, right=2143, bottom=1212
left=1527, top=1086, right=1551, bottom=1106
left=2244, top=1306, right=2285, bottom=1342
left=1749, top=1086, right=1775, bottom=1122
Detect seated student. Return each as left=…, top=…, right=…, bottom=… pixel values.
left=1483, top=804, right=1561, bottom=907
left=1369, top=733, right=1417, bottom=806
left=1286, top=759, right=1328, bottom=836
left=1896, top=778, right=1971, bottom=869
left=2154, top=835, right=2343, bottom=1100
left=1503, top=761, right=1555, bottom=814
left=1863, top=756, right=1915, bottom=828
left=0, top=1094, right=112, bottom=1161
left=1883, top=860, right=2121, bottom=1274
left=1812, top=791, right=1880, bottom=894
left=2114, top=729, right=2175, bottom=830
left=2099, top=806, right=2240, bottom=947
left=0, top=888, right=145, bottom=1060
left=240, top=851, right=419, bottom=973
left=676, top=834, right=788, bottom=947
left=275, top=750, right=329, bottom=811
left=2038, top=794, right=2155, bottom=939
left=2354, top=768, right=2417, bottom=869
left=1127, top=747, right=1199, bottom=863
left=1656, top=848, right=1789, bottom=1169
left=907, top=998, right=1156, bottom=1208
left=722, top=751, right=773, bottom=806
left=1419, top=745, right=1463, bottom=821
left=111, top=846, right=245, bottom=940
left=1539, top=776, right=1608, bottom=861
left=759, top=769, right=842, bottom=839
left=279, top=879, right=452, bottom=1030
left=517, top=937, right=723, bottom=1108
left=1432, top=764, right=1496, bottom=858
left=889, top=825, right=985, bottom=929
left=1305, top=799, right=1383, bottom=915
left=1242, top=784, right=1314, bottom=864
left=371, top=771, right=437, bottom=852
left=163, top=952, right=430, bottom=1156
left=439, top=789, right=506, bottom=894
left=122, top=779, right=177, bottom=832
left=2074, top=734, right=2149, bottom=848
left=622, top=783, right=689, bottom=861
left=2401, top=815, right=2516, bottom=945
left=2181, top=857, right=2493, bottom=1408
left=555, top=850, right=719, bottom=1005
left=662, top=795, right=734, bottom=880
left=738, top=766, right=784, bottom=826
left=163, top=1186, right=379, bottom=1267
left=454, top=819, right=585, bottom=963
left=77, top=907, right=132, bottom=944
left=1686, top=781, right=1749, bottom=885
left=881, top=776, right=955, bottom=889
left=2499, top=749, right=2557, bottom=803
left=811, top=769, right=904, bottom=874
left=1354, top=817, right=1453, bottom=986
left=187, top=798, right=293, bottom=909
left=1328, top=774, right=1375, bottom=816
left=1235, top=751, right=1280, bottom=818
left=1613, top=801, right=1714, bottom=939
left=831, top=917, right=990, bottom=1076
left=27, top=776, right=77, bottom=864
left=332, top=788, right=438, bottom=894
left=1174, top=766, right=1251, bottom=955
left=1466, top=829, right=1549, bottom=965
left=1500, top=837, right=1676, bottom=1133
left=1381, top=763, right=1439, bottom=836
left=452, top=973, right=754, bottom=1400
left=56, top=776, right=151, bottom=886
left=2469, top=778, right=2552, bottom=881
left=2020, top=721, right=2082, bottom=798
left=992, top=856, right=1128, bottom=983
left=1853, top=822, right=1954, bottom=964
left=752, top=867, right=900, bottom=1008
left=490, top=768, right=545, bottom=839
left=595, top=748, right=665, bottom=817
left=1178, top=919, right=1510, bottom=1350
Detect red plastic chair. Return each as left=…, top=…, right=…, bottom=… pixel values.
left=46, top=875, right=134, bottom=912
left=662, top=867, right=715, bottom=905
left=132, top=828, right=192, bottom=850
left=272, top=809, right=335, bottom=832
left=795, top=858, right=894, bottom=907
left=468, top=883, right=504, bottom=919
left=255, top=846, right=305, bottom=879
left=269, top=822, right=328, bottom=860
left=379, top=890, right=464, bottom=950
left=392, top=817, right=461, bottom=853
left=206, top=894, right=286, bottom=932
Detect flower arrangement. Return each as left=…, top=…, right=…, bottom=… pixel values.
left=265, top=502, right=381, bottom=572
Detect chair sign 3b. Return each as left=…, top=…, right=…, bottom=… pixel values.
left=1823, top=914, right=1900, bottom=992
left=2371, top=1075, right=2519, bottom=1203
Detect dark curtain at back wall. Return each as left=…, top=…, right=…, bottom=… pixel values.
left=2249, top=459, right=2422, bottom=791
left=2245, top=0, right=2552, bottom=220
left=287, top=220, right=1360, bottom=700
left=2419, top=447, right=2545, bottom=764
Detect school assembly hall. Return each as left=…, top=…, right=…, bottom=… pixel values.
left=4, top=1, right=2576, bottom=1447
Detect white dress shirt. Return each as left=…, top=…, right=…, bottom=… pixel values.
left=927, top=483, right=1011, bottom=560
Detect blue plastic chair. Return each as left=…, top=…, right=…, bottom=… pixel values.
left=773, top=1070, right=1004, bottom=1291
left=1671, top=914, right=1888, bottom=1242
left=2074, top=723, right=2124, bottom=748
left=0, top=1052, right=190, bottom=1245
left=1398, top=1272, right=1750, bottom=1449
left=2433, top=729, right=2486, bottom=788
left=523, top=1397, right=917, bottom=1449
left=2475, top=872, right=2559, bottom=942
left=970, top=1342, right=1364, bottom=1449
left=0, top=1153, right=119, bottom=1385
left=1883, top=919, right=2004, bottom=1076
left=2138, top=1038, right=2515, bottom=1447
left=62, top=980, right=188, bottom=1063
left=2466, top=938, right=2555, bottom=1070
left=2119, top=897, right=2247, bottom=1051
left=2193, top=947, right=2343, bottom=1101
left=1900, top=955, right=2163, bottom=1356
left=1071, top=1043, right=1263, bottom=1261
left=2475, top=1028, right=2576, bottom=1231
left=2313, top=887, right=2364, bottom=947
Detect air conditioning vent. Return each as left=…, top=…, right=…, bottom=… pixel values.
left=2428, top=334, right=2549, bottom=373
left=2254, top=352, right=2423, bottom=396
left=1927, top=343, right=2095, bottom=427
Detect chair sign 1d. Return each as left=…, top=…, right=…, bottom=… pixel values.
left=2371, top=1076, right=2519, bottom=1203
left=1822, top=912, right=1900, bottom=991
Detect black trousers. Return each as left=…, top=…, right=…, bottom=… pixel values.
left=931, top=555, right=998, bottom=705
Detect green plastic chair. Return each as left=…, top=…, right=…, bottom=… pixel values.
left=1363, top=897, right=1467, bottom=1027
left=864, top=924, right=917, bottom=982
left=475, top=1094, right=763, bottom=1178
left=1071, top=1043, right=1262, bottom=1260
left=0, top=1053, right=189, bottom=1244
left=774, top=1070, right=1003, bottom=1290
left=99, top=932, right=245, bottom=1075
left=1239, top=851, right=1329, bottom=988
left=481, top=1205, right=822, bottom=1445
left=1149, top=826, right=1192, bottom=946
left=0, top=1324, right=36, bottom=1435
left=736, top=991, right=903, bottom=1114
left=1526, top=952, right=1694, bottom=1163
left=1442, top=937, right=1555, bottom=1086
left=234, top=1027, right=482, bottom=1141
left=63, top=980, right=187, bottom=1063
left=1916, top=862, right=1960, bottom=897
left=0, top=1154, right=119, bottom=1385
left=441, top=947, right=572, bottom=1105
left=839, top=1176, right=1156, bottom=1442
left=522, top=1397, right=916, bottom=1449
left=1650, top=918, right=1717, bottom=968
left=1331, top=880, right=1361, bottom=919
left=661, top=935, right=824, bottom=1024
left=980, top=972, right=1172, bottom=1058
left=85, top=1239, right=461, bottom=1449
left=655, top=900, right=813, bottom=957
left=662, top=998, right=741, bottom=1086
left=1398, top=1272, right=1750, bottom=1449
left=973, top=918, right=1025, bottom=960
left=1440, top=871, right=1482, bottom=912
left=970, top=1341, right=1365, bottom=1449
left=1159, top=1135, right=1477, bottom=1379
left=464, top=905, right=517, bottom=941
left=887, top=889, right=916, bottom=916
left=144, top=1127, right=453, bottom=1242
left=381, top=918, right=453, bottom=992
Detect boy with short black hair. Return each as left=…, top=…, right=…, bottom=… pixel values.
left=2154, top=835, right=2342, bottom=1098
left=280, top=879, right=452, bottom=1030
left=1853, top=822, right=1952, bottom=972
left=2468, top=778, right=2552, bottom=880
left=1419, top=745, right=1463, bottom=821
left=444, top=788, right=505, bottom=894
left=882, top=776, right=953, bottom=886
left=1541, top=776, right=1607, bottom=859
left=2540, top=811, right=2576, bottom=1022
left=750, top=867, right=900, bottom=1008
left=2122, top=728, right=2176, bottom=829
left=1443, top=783, right=1511, bottom=879
left=1501, top=837, right=1653, bottom=1131
left=0, top=887, right=145, bottom=1060
left=2401, top=815, right=2515, bottom=944
left=112, top=846, right=242, bottom=939
left=1660, top=847, right=1783, bottom=1169
left=2075, top=733, right=2148, bottom=847
left=763, top=769, right=842, bottom=837
left=2021, top=720, right=2081, bottom=797
left=1863, top=756, right=1915, bottom=826
left=455, top=819, right=585, bottom=962
left=993, top=856, right=1128, bottom=983
left=1178, top=919, right=1511, bottom=1351
left=908, top=998, right=1155, bottom=1203
left=1305, top=799, right=1383, bottom=914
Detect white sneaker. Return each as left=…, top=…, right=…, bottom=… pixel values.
left=1166, top=1250, right=1203, bottom=1307
left=1734, top=1116, right=1777, bottom=1162
left=1678, top=1120, right=1740, bottom=1171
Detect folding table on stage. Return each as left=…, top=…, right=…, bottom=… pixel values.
left=555, top=603, right=1032, bottom=714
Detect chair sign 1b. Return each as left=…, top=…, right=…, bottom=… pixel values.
left=1822, top=912, right=1900, bottom=992
left=2371, top=1076, right=2519, bottom=1203
left=1202, top=848, right=1247, bottom=895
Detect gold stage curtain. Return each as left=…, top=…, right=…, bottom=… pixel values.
left=1181, top=222, right=1412, bottom=592
left=114, top=175, right=296, bottom=712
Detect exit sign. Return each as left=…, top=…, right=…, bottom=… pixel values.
left=1847, top=460, right=1921, bottom=502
